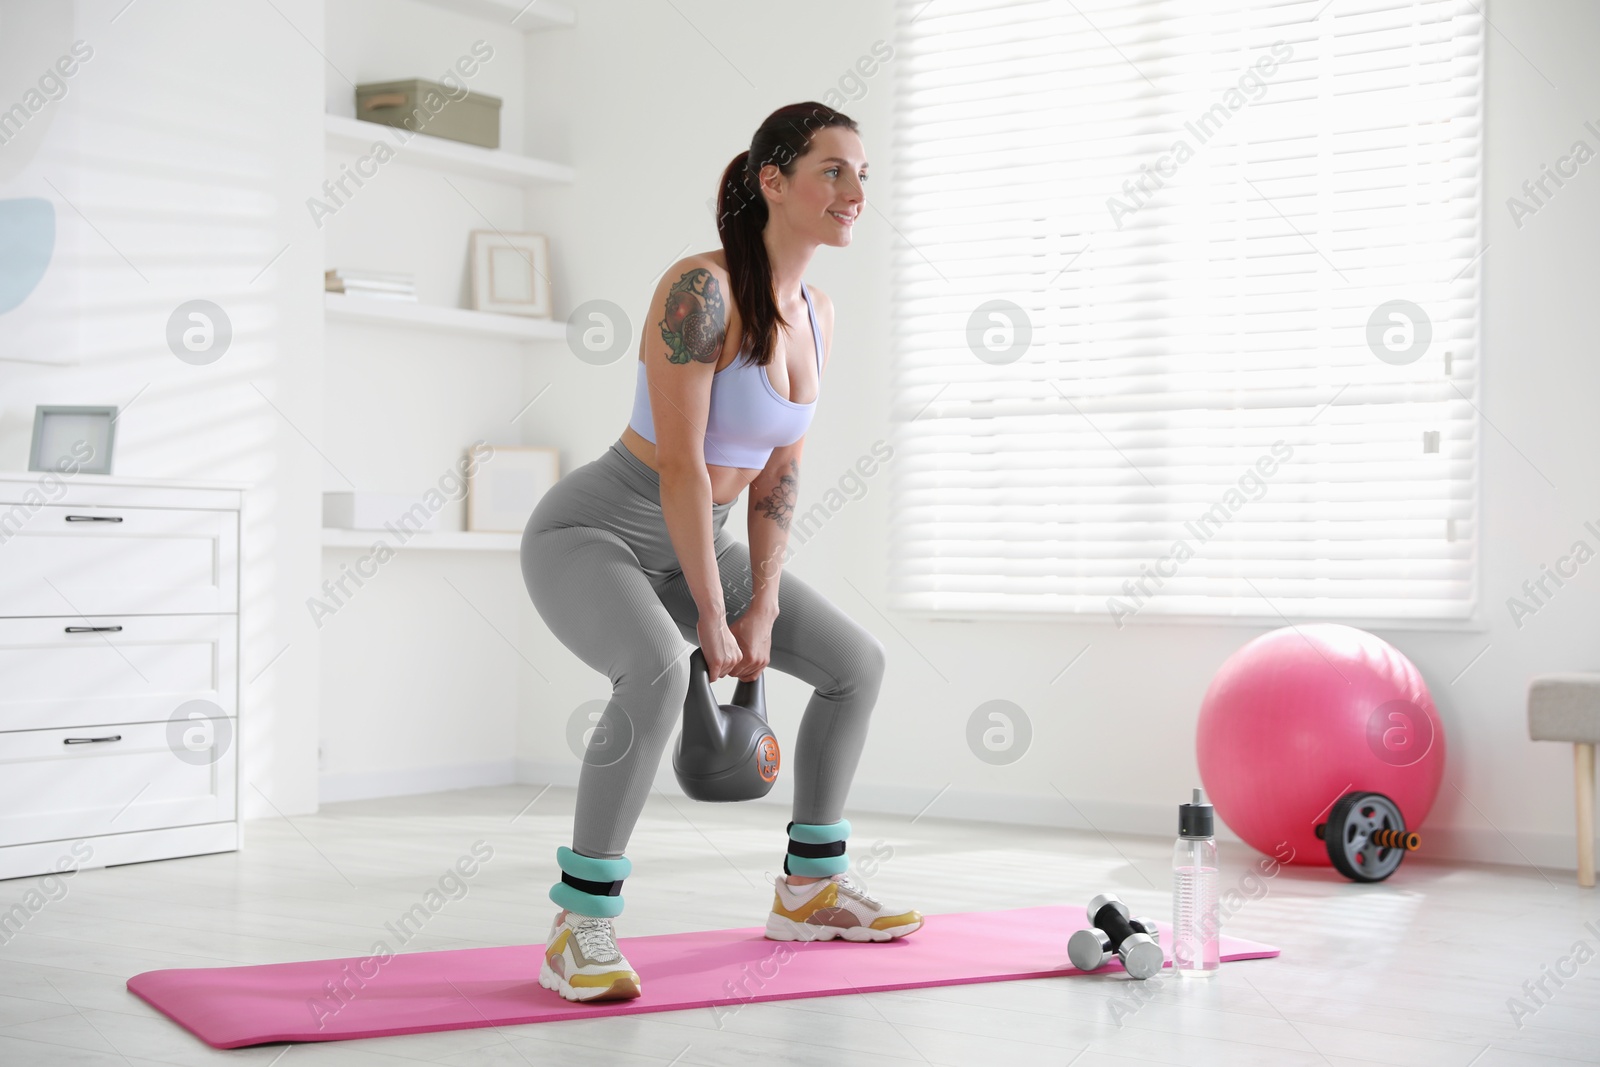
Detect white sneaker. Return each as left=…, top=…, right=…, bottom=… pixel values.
left=764, top=871, right=924, bottom=942
left=538, top=908, right=642, bottom=1002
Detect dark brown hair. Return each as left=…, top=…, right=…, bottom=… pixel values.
left=715, top=102, right=859, bottom=369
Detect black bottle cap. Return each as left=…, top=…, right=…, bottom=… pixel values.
left=1179, top=787, right=1214, bottom=838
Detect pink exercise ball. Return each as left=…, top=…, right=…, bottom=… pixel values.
left=1196, top=623, right=1445, bottom=867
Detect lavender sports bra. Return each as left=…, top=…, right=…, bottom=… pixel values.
left=628, top=281, right=822, bottom=469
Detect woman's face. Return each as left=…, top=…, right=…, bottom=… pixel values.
left=765, top=126, right=868, bottom=248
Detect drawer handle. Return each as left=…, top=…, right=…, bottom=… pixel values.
left=64, top=735, right=122, bottom=744
left=64, top=514, right=124, bottom=522
left=363, top=92, right=409, bottom=110
left=65, top=625, right=123, bottom=633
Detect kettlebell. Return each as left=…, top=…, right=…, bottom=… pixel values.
left=672, top=647, right=781, bottom=802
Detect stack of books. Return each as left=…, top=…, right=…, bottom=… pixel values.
left=324, top=268, right=416, bottom=302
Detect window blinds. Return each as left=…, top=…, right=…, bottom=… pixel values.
left=886, top=0, right=1483, bottom=623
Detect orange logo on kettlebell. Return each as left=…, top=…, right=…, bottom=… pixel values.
left=758, top=734, right=780, bottom=782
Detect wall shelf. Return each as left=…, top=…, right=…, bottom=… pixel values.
left=324, top=291, right=565, bottom=341
left=410, top=0, right=576, bottom=33
left=322, top=528, right=521, bottom=551
left=324, top=114, right=574, bottom=187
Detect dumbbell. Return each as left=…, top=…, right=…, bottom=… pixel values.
left=1067, top=893, right=1164, bottom=980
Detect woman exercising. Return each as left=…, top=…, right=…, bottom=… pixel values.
left=520, top=102, right=922, bottom=1004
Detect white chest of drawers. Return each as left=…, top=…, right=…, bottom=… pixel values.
left=0, top=471, right=246, bottom=881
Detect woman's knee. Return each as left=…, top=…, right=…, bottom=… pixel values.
left=810, top=625, right=886, bottom=701
left=852, top=629, right=888, bottom=695
left=614, top=644, right=693, bottom=742
left=771, top=584, right=888, bottom=699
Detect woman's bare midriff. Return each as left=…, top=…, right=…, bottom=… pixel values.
left=620, top=426, right=756, bottom=507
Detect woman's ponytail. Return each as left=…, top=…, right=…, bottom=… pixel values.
left=715, top=104, right=857, bottom=369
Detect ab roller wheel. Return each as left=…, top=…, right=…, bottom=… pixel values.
left=1315, top=791, right=1421, bottom=883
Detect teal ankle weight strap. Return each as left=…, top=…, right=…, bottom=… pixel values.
left=784, top=818, right=851, bottom=876
left=550, top=845, right=630, bottom=918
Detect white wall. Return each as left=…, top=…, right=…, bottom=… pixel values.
left=0, top=0, right=324, bottom=818
left=5, top=0, right=1594, bottom=875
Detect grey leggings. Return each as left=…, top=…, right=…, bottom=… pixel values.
left=520, top=438, right=887, bottom=860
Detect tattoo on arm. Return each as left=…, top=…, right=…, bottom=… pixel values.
left=754, top=460, right=798, bottom=531
left=658, top=268, right=726, bottom=365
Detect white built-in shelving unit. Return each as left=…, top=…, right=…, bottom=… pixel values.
left=321, top=0, right=574, bottom=553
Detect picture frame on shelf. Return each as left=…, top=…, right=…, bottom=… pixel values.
left=469, top=230, right=551, bottom=317
left=29, top=404, right=117, bottom=475
left=467, top=445, right=560, bottom=532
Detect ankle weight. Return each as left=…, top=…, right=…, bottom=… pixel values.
left=549, top=845, right=630, bottom=918
left=784, top=818, right=851, bottom=876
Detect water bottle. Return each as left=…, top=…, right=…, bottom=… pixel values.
left=1172, top=787, right=1219, bottom=977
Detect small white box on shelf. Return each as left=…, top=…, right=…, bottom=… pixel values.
left=323, top=491, right=441, bottom=532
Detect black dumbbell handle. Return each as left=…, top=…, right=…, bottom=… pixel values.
left=1088, top=899, right=1139, bottom=948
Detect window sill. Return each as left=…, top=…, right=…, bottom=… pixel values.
left=899, top=608, right=1490, bottom=634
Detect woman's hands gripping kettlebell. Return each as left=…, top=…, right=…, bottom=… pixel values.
left=697, top=612, right=743, bottom=683
left=727, top=603, right=775, bottom=682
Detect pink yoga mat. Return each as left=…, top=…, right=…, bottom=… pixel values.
left=127, top=905, right=1279, bottom=1049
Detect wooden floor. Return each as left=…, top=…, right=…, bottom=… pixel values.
left=1, top=784, right=1596, bottom=1066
